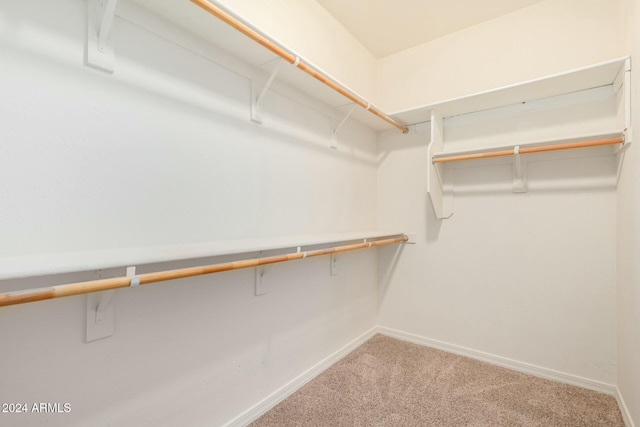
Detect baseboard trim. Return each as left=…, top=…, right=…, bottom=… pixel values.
left=223, top=327, right=379, bottom=427
left=225, top=326, right=624, bottom=426
left=377, top=326, right=617, bottom=396
left=616, top=387, right=636, bottom=427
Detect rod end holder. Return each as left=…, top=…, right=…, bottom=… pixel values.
left=403, top=233, right=417, bottom=244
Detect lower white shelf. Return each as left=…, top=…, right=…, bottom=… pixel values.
left=0, top=231, right=405, bottom=281
left=432, top=130, right=627, bottom=162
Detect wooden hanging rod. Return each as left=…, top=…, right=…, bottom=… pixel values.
left=433, top=137, right=624, bottom=164
left=0, top=235, right=408, bottom=308
left=189, top=0, right=408, bottom=134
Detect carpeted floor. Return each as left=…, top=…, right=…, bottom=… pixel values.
left=251, top=334, right=624, bottom=426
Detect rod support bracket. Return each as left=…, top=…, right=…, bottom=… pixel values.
left=512, top=145, right=527, bottom=193
left=615, top=129, right=632, bottom=157
left=403, top=233, right=417, bottom=245
left=331, top=105, right=356, bottom=149
left=330, top=253, right=338, bottom=276
left=86, top=0, right=118, bottom=73
left=427, top=110, right=454, bottom=219
left=255, top=267, right=265, bottom=296
left=251, top=60, right=283, bottom=124
left=255, top=252, right=269, bottom=296
left=624, top=127, right=633, bottom=146
left=95, top=291, right=114, bottom=324
left=85, top=267, right=126, bottom=343
left=86, top=288, right=116, bottom=342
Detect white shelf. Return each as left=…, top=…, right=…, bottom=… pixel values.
left=0, top=231, right=405, bottom=280
left=394, top=57, right=630, bottom=126
left=433, top=130, right=625, bottom=160
left=423, top=57, right=631, bottom=219
left=120, top=0, right=397, bottom=131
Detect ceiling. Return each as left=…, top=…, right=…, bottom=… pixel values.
left=316, top=0, right=544, bottom=58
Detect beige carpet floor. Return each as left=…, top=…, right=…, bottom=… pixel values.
left=251, top=334, right=624, bottom=426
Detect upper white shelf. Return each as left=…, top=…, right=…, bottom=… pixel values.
left=121, top=0, right=397, bottom=131
left=0, top=231, right=405, bottom=281
left=117, top=3, right=629, bottom=133
left=394, top=57, right=630, bottom=126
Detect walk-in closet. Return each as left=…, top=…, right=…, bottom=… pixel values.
left=1, top=0, right=638, bottom=426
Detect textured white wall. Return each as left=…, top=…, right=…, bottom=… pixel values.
left=0, top=1, right=379, bottom=426
left=617, top=0, right=640, bottom=424
left=378, top=0, right=624, bottom=113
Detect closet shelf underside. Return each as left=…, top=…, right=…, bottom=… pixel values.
left=0, top=231, right=405, bottom=281
left=394, top=57, right=629, bottom=125
left=432, top=130, right=625, bottom=161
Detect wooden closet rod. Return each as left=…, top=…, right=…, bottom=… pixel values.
left=0, top=235, right=408, bottom=308
left=433, top=137, right=624, bottom=164
left=189, top=0, right=409, bottom=134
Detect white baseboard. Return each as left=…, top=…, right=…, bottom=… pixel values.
left=376, top=326, right=617, bottom=396
left=225, top=326, right=627, bottom=427
left=223, top=327, right=378, bottom=427
left=616, top=387, right=636, bottom=427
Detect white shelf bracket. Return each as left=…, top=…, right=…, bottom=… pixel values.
left=331, top=105, right=356, bottom=149
left=251, top=60, right=283, bottom=124
left=85, top=267, right=128, bottom=342
left=330, top=253, right=338, bottom=276
left=428, top=110, right=453, bottom=219
left=255, top=266, right=267, bottom=296
left=623, top=58, right=632, bottom=146
left=94, top=290, right=114, bottom=325
left=614, top=58, right=632, bottom=149
left=512, top=146, right=527, bottom=193
left=86, top=0, right=118, bottom=73
left=614, top=130, right=632, bottom=156
left=255, top=251, right=271, bottom=296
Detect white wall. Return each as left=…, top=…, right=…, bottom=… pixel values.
left=0, top=0, right=378, bottom=257
left=377, top=87, right=619, bottom=386
left=0, top=1, right=379, bottom=426
left=378, top=0, right=624, bottom=113
left=617, top=0, right=640, bottom=424
left=375, top=0, right=629, bottom=397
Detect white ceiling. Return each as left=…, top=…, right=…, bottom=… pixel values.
left=316, top=0, right=544, bottom=58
